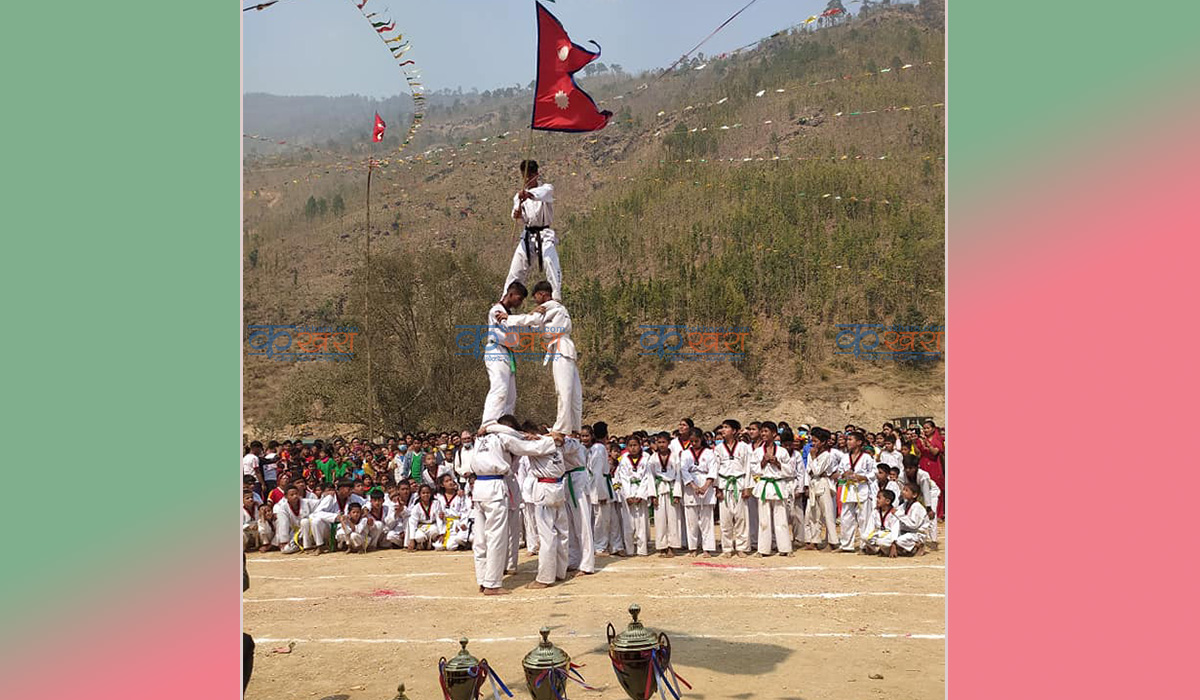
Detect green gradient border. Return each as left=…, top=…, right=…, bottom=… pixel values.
left=1, top=1, right=238, bottom=614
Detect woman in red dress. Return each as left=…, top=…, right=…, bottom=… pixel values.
left=915, top=420, right=944, bottom=520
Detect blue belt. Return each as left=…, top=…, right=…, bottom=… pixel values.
left=475, top=475, right=504, bottom=481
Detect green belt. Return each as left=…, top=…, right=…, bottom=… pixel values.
left=654, top=476, right=673, bottom=496
left=759, top=477, right=784, bottom=503
left=721, top=475, right=741, bottom=503
left=604, top=473, right=615, bottom=499
left=504, top=346, right=516, bottom=373
left=566, top=467, right=586, bottom=506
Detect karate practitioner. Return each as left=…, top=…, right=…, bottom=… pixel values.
left=584, top=423, right=621, bottom=556
left=436, top=475, right=473, bottom=551
left=481, top=282, right=529, bottom=427
left=900, top=453, right=942, bottom=549
left=862, top=489, right=901, bottom=557
left=895, top=482, right=931, bottom=555
left=498, top=281, right=581, bottom=433
left=678, top=428, right=718, bottom=556
left=782, top=429, right=808, bottom=548
left=272, top=484, right=315, bottom=554
left=804, top=428, right=841, bottom=551
left=472, top=416, right=559, bottom=595
left=335, top=502, right=371, bottom=553
left=751, top=422, right=794, bottom=557
left=407, top=484, right=445, bottom=550
left=308, top=479, right=368, bottom=555
left=516, top=454, right=539, bottom=555
left=615, top=435, right=653, bottom=556
left=365, top=489, right=388, bottom=551
left=383, top=483, right=412, bottom=549
left=713, top=419, right=752, bottom=557
left=648, top=432, right=683, bottom=557
left=526, top=427, right=571, bottom=589
left=559, top=434, right=594, bottom=575
left=837, top=431, right=877, bottom=552
left=242, top=491, right=274, bottom=552
left=503, top=160, right=562, bottom=301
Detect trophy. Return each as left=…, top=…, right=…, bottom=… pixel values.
left=607, top=604, right=687, bottom=700
left=522, top=627, right=571, bottom=700
left=438, top=637, right=514, bottom=700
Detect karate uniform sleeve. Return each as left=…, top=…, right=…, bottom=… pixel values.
left=512, top=193, right=522, bottom=219
left=527, top=183, right=554, bottom=203
left=500, top=433, right=558, bottom=458
left=406, top=507, right=420, bottom=541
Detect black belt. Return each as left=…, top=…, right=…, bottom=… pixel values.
left=524, top=226, right=547, bottom=272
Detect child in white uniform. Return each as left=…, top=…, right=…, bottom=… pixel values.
left=615, top=435, right=653, bottom=555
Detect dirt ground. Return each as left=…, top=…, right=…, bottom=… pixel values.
left=244, top=527, right=945, bottom=700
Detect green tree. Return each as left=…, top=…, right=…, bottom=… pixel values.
left=304, top=196, right=318, bottom=220
left=332, top=193, right=346, bottom=217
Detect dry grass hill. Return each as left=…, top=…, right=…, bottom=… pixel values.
left=242, top=3, right=945, bottom=437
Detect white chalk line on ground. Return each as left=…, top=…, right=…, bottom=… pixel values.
left=254, top=572, right=449, bottom=581
left=255, top=631, right=945, bottom=645
left=245, top=591, right=944, bottom=604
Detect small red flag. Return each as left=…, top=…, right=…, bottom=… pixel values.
left=531, top=2, right=611, bottom=133
left=372, top=112, right=386, bottom=142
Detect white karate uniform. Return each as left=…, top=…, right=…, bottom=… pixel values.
left=649, top=450, right=683, bottom=552
left=383, top=497, right=409, bottom=548
left=335, top=515, right=371, bottom=552
left=805, top=451, right=840, bottom=547
left=528, top=445, right=570, bottom=584
left=616, top=453, right=653, bottom=555
left=900, top=468, right=941, bottom=545
left=895, top=499, right=931, bottom=552
left=407, top=500, right=445, bottom=548
left=517, top=456, right=539, bottom=554
left=560, top=437, right=594, bottom=573
left=667, top=437, right=697, bottom=547
left=878, top=448, right=904, bottom=471
left=506, top=300, right=582, bottom=432
left=272, top=498, right=315, bottom=553
left=786, top=448, right=808, bottom=546
left=454, top=445, right=476, bottom=495
left=838, top=451, right=877, bottom=551
left=365, top=506, right=388, bottom=550
left=863, top=507, right=902, bottom=549
left=481, top=302, right=521, bottom=426
left=678, top=446, right=718, bottom=553
left=437, top=492, right=473, bottom=551
left=471, top=425, right=557, bottom=589
left=713, top=440, right=752, bottom=554
left=241, top=506, right=273, bottom=550
left=588, top=442, right=620, bottom=554
left=504, top=183, right=562, bottom=300
left=751, top=443, right=794, bottom=555
left=309, top=493, right=368, bottom=548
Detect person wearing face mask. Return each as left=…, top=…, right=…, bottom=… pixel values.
left=454, top=431, right=476, bottom=496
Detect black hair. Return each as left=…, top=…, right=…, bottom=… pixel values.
left=497, top=414, right=521, bottom=430
left=889, top=466, right=901, bottom=474
left=779, top=428, right=795, bottom=443
left=336, top=479, right=354, bottom=489
left=760, top=421, right=778, bottom=435
left=285, top=484, right=300, bottom=494
left=348, top=501, right=362, bottom=511
left=848, top=431, right=867, bottom=444
left=532, top=280, right=554, bottom=296
left=902, top=453, right=920, bottom=469
left=592, top=421, right=609, bottom=439
left=879, top=489, right=896, bottom=504
left=506, top=281, right=528, bottom=298
left=250, top=440, right=263, bottom=450
left=656, top=431, right=671, bottom=441
left=810, top=427, right=832, bottom=443
left=722, top=418, right=741, bottom=432
left=519, top=159, right=538, bottom=176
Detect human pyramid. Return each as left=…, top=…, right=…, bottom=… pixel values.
left=241, top=161, right=945, bottom=595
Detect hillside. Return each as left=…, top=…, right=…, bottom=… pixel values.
left=242, top=5, right=945, bottom=437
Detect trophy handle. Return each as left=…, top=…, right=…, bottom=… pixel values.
left=658, top=632, right=672, bottom=668
left=606, top=622, right=617, bottom=646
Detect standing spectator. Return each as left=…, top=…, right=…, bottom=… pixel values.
left=915, top=420, right=945, bottom=520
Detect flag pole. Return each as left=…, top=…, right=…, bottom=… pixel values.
left=365, top=142, right=375, bottom=442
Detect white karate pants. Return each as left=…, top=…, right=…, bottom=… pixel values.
left=473, top=499, right=511, bottom=589
left=504, top=234, right=562, bottom=301
left=655, top=498, right=683, bottom=551
left=684, top=504, right=716, bottom=553
left=757, top=499, right=793, bottom=555
left=535, top=503, right=570, bottom=584
left=719, top=492, right=750, bottom=553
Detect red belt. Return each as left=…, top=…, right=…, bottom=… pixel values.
left=537, top=477, right=563, bottom=483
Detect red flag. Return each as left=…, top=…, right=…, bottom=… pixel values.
left=531, top=2, right=611, bottom=132
left=372, top=112, right=386, bottom=142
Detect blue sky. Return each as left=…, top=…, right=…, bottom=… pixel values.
left=242, top=0, right=857, bottom=97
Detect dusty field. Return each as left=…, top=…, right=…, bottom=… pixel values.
left=244, top=528, right=945, bottom=700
